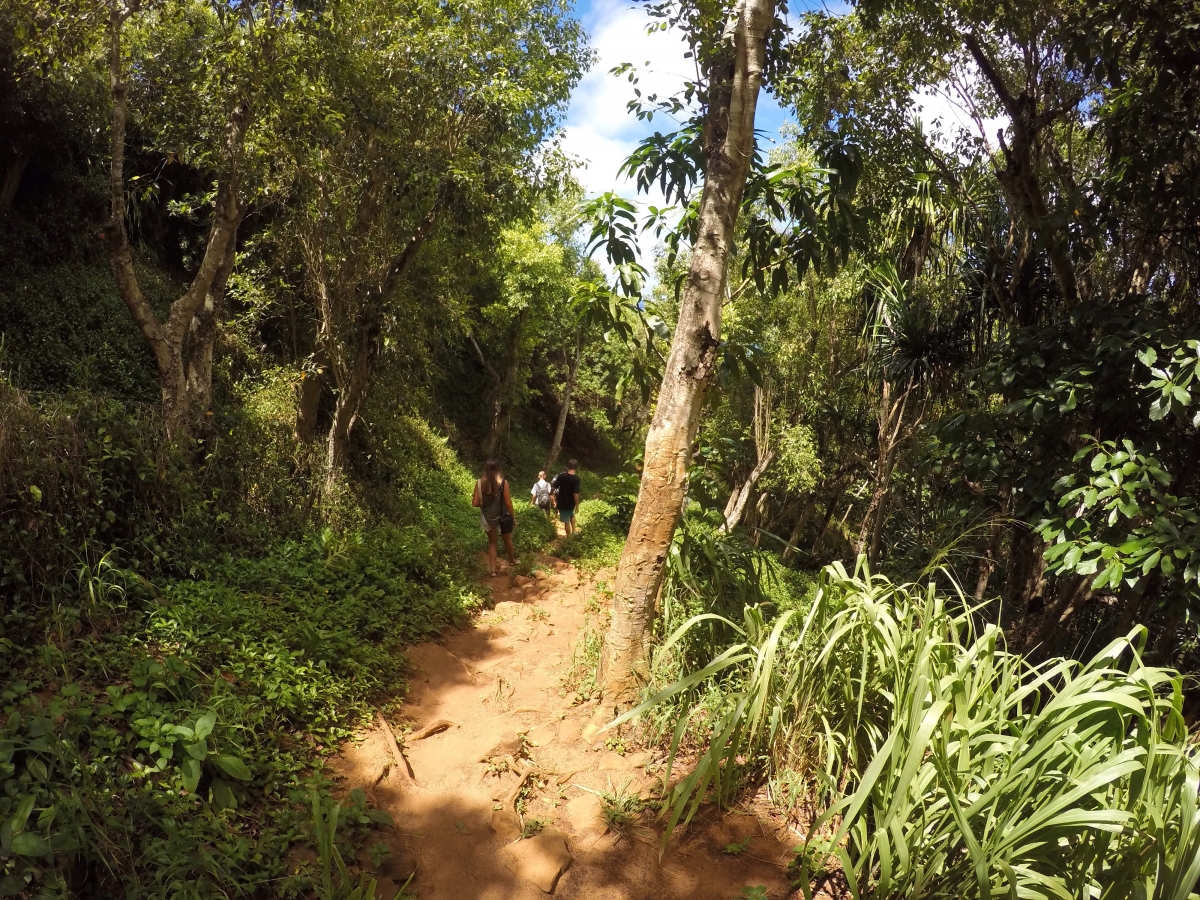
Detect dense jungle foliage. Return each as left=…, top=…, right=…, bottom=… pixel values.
left=1, top=0, right=1199, bottom=896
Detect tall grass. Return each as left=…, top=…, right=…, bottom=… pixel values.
left=619, top=550, right=1200, bottom=899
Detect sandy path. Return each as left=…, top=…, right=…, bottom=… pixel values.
left=332, top=553, right=796, bottom=899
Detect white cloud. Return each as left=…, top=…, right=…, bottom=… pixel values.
left=560, top=0, right=695, bottom=204
left=912, top=74, right=1008, bottom=156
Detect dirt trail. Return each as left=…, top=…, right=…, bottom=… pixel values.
left=332, top=552, right=796, bottom=899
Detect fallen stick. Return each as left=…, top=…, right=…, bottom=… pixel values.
left=376, top=711, right=416, bottom=785
left=409, top=718, right=455, bottom=741
left=503, top=765, right=531, bottom=813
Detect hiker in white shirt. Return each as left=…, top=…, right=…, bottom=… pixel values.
left=531, top=470, right=553, bottom=517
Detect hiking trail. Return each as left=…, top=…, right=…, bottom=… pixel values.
left=331, top=551, right=797, bottom=899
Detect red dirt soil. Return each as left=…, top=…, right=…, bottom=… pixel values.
left=330, top=554, right=798, bottom=899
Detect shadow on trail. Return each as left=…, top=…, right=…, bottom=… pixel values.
left=331, top=555, right=796, bottom=899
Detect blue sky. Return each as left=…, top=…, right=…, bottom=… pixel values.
left=559, top=0, right=830, bottom=201
left=559, top=0, right=991, bottom=205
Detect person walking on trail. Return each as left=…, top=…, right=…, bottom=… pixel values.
left=551, top=459, right=582, bottom=536
left=472, top=458, right=517, bottom=577
left=531, top=470, right=553, bottom=517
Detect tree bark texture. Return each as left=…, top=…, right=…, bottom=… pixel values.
left=307, top=186, right=443, bottom=482
left=545, top=335, right=583, bottom=471
left=294, top=351, right=329, bottom=443
left=972, top=488, right=1011, bottom=601
left=603, top=0, right=776, bottom=696
left=721, top=384, right=773, bottom=532
left=856, top=378, right=913, bottom=566
left=780, top=497, right=813, bottom=564
left=964, top=34, right=1079, bottom=306
left=105, top=1, right=245, bottom=440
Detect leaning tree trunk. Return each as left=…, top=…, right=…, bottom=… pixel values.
left=721, top=450, right=775, bottom=533
left=294, top=350, right=328, bottom=443
left=1, top=152, right=26, bottom=209
left=315, top=197, right=443, bottom=478
left=781, top=497, right=814, bottom=564
left=545, top=334, right=583, bottom=471
left=325, top=316, right=378, bottom=482
left=603, top=0, right=776, bottom=696
left=104, top=2, right=245, bottom=440
left=721, top=383, right=773, bottom=532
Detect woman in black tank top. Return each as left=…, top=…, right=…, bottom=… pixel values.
left=471, top=458, right=517, bottom=576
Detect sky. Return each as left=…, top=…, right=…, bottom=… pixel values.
left=559, top=0, right=794, bottom=204
left=558, top=0, right=997, bottom=205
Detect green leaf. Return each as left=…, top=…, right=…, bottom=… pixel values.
left=10, top=832, right=50, bottom=857
left=194, top=711, right=217, bottom=741
left=181, top=757, right=201, bottom=793
left=211, top=777, right=235, bottom=811
left=9, top=796, right=34, bottom=832
left=185, top=740, right=209, bottom=760
left=213, top=754, right=252, bottom=781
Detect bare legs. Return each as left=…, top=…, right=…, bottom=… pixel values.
left=486, top=527, right=517, bottom=576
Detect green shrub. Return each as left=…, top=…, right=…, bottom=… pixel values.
left=553, top=497, right=625, bottom=572
left=0, top=385, right=532, bottom=898
left=621, top=554, right=1200, bottom=899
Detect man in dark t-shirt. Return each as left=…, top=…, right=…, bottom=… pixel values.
left=551, top=460, right=582, bottom=536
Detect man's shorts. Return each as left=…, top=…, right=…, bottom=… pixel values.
left=559, top=508, right=575, bottom=524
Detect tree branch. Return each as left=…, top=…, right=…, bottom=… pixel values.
left=468, top=333, right=501, bottom=382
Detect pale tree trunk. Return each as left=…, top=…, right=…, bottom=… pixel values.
left=603, top=0, right=776, bottom=696
left=105, top=1, right=245, bottom=441
left=721, top=383, right=773, bottom=532
left=184, top=233, right=237, bottom=417
left=780, top=497, right=813, bottom=564
left=855, top=379, right=915, bottom=567
left=545, top=334, right=583, bottom=471
left=721, top=451, right=775, bottom=533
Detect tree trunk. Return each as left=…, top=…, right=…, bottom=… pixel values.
left=602, top=0, right=776, bottom=696
left=295, top=352, right=328, bottom=443
left=545, top=334, right=583, bottom=471
left=184, top=230, right=237, bottom=419
left=721, top=449, right=775, bottom=533
left=314, top=195, right=444, bottom=477
left=722, top=383, right=773, bottom=532
left=964, top=34, right=1079, bottom=306
left=105, top=2, right=245, bottom=441
left=1, top=152, right=26, bottom=209
left=325, top=324, right=376, bottom=483
left=781, top=498, right=813, bottom=564
left=856, top=379, right=913, bottom=566
left=482, top=310, right=528, bottom=458
left=972, top=488, right=1011, bottom=601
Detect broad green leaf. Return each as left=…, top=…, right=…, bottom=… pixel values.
left=213, top=754, right=252, bottom=781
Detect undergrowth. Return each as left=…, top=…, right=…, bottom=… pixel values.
left=0, top=383, right=525, bottom=898
left=622, top=525, right=1200, bottom=899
